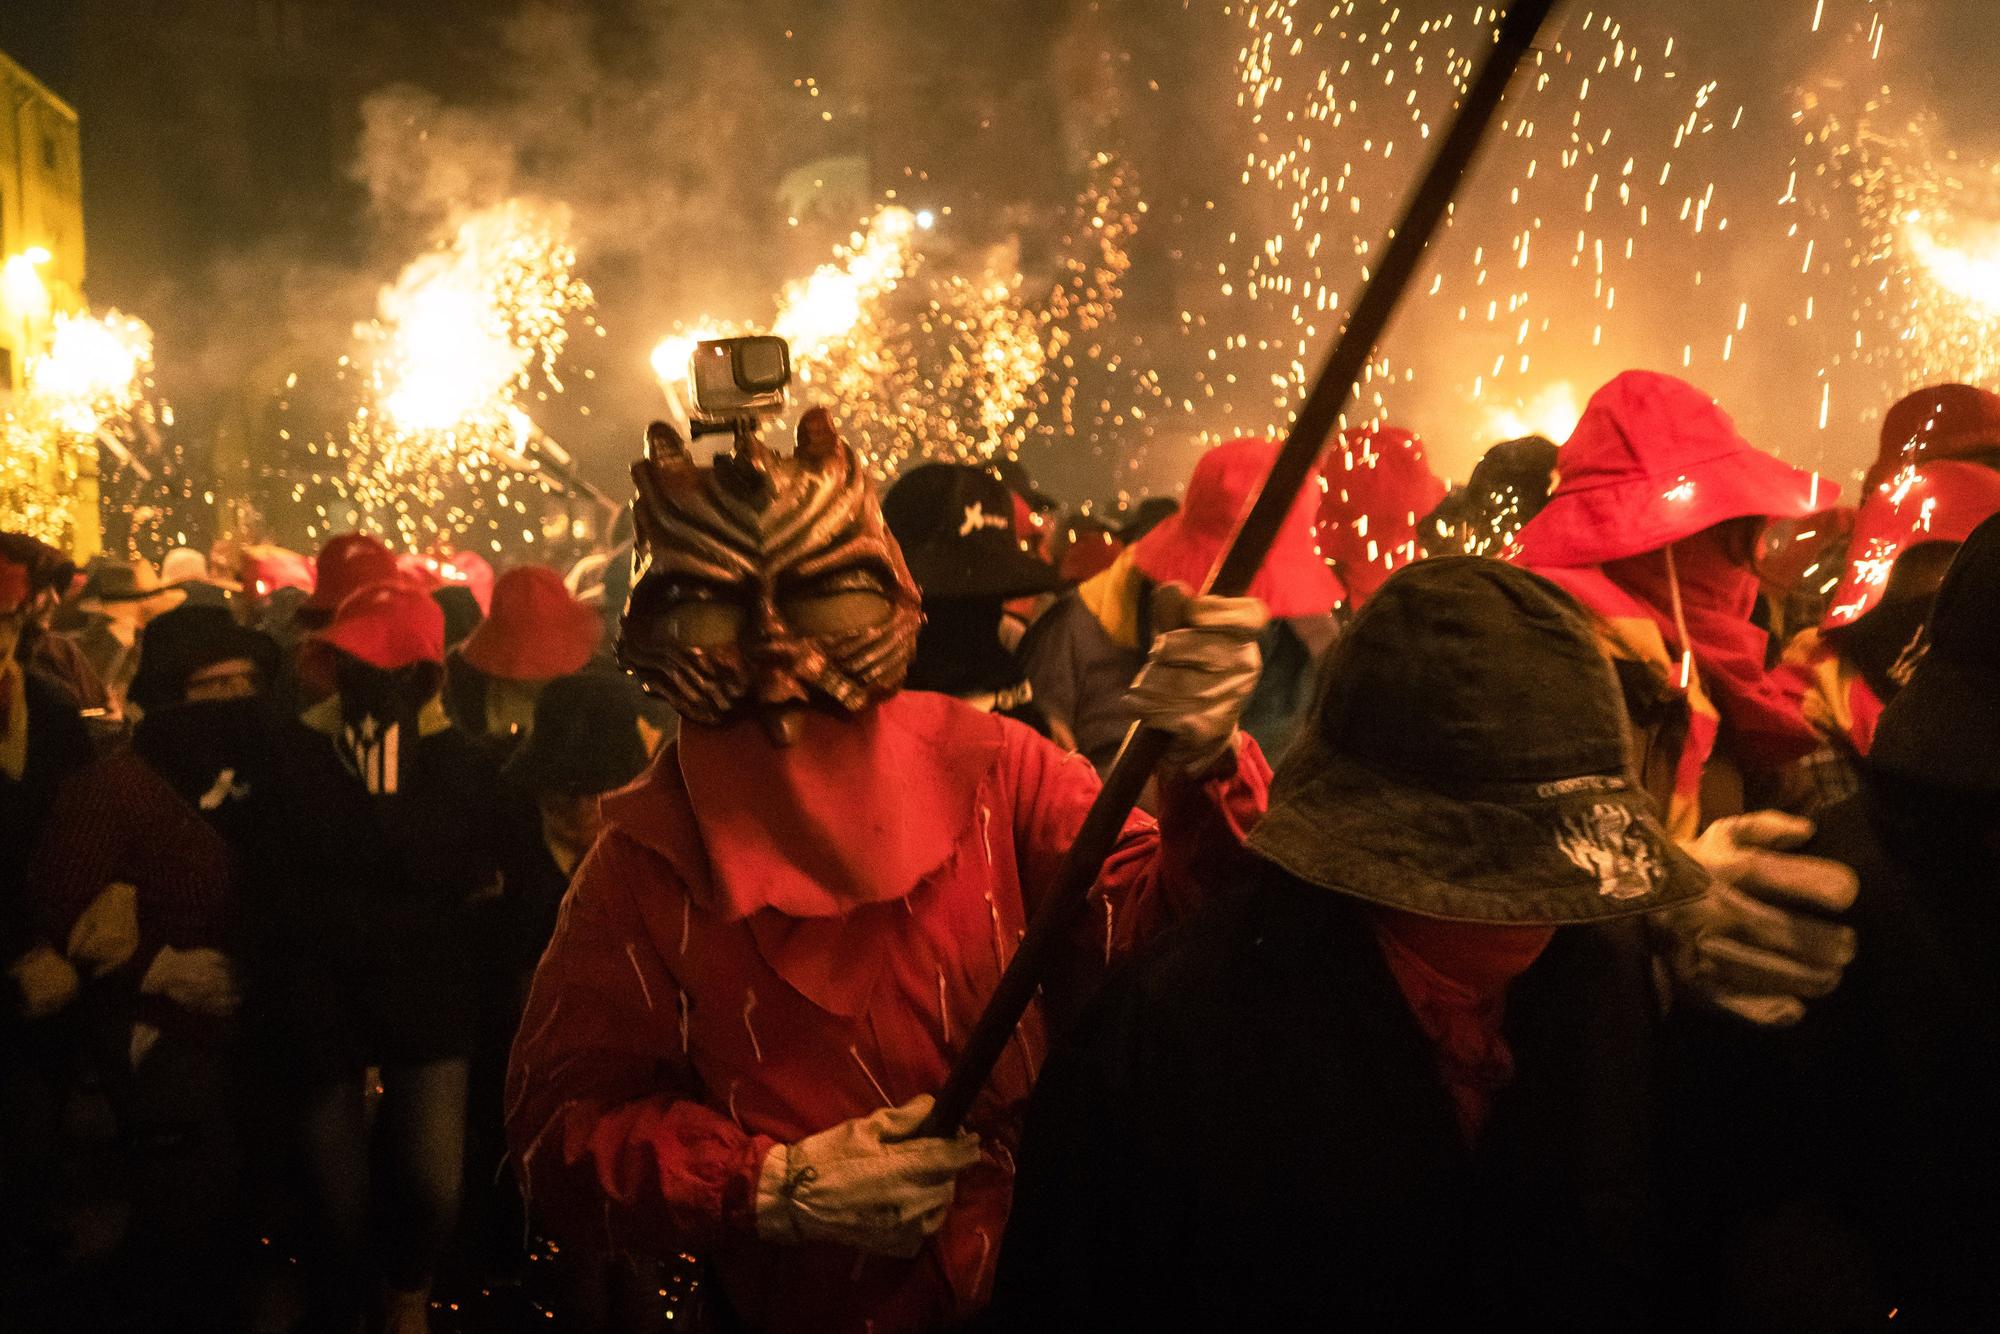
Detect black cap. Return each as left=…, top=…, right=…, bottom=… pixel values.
left=128, top=605, right=281, bottom=713
left=883, top=462, right=1063, bottom=601
left=503, top=670, right=651, bottom=797
left=1249, top=558, right=1708, bottom=923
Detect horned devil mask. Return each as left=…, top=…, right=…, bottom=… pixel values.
left=618, top=408, right=923, bottom=744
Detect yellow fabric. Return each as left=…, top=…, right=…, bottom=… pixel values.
left=1584, top=612, right=1719, bottom=842
left=1075, top=549, right=1145, bottom=651
left=1781, top=628, right=1858, bottom=746
left=0, top=661, right=27, bottom=782
left=300, top=693, right=451, bottom=739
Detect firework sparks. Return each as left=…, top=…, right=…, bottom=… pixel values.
left=336, top=201, right=594, bottom=551
left=0, top=309, right=159, bottom=548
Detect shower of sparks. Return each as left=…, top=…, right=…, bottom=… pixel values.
left=0, top=309, right=159, bottom=548
left=331, top=201, right=595, bottom=551
left=1219, top=3, right=1763, bottom=476
left=648, top=192, right=1142, bottom=477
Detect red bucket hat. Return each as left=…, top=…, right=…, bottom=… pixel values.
left=305, top=533, right=400, bottom=613
left=1515, top=370, right=1837, bottom=569
left=1865, top=383, right=2000, bottom=493
left=1130, top=437, right=1344, bottom=617
left=307, top=579, right=445, bottom=672
left=1316, top=425, right=1449, bottom=608
left=1821, top=459, right=2000, bottom=630
left=237, top=544, right=316, bottom=600
left=458, top=565, right=602, bottom=681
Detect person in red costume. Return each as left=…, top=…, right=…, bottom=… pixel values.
left=1316, top=423, right=1447, bottom=608
left=505, top=409, right=1273, bottom=1332
left=1514, top=370, right=1860, bottom=1030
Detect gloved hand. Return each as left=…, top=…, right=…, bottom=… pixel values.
left=139, top=945, right=241, bottom=1017
left=1652, top=811, right=1860, bottom=1027
left=67, top=881, right=139, bottom=977
left=8, top=944, right=79, bottom=1019
left=1125, top=591, right=1270, bottom=774
left=755, top=1094, right=982, bottom=1258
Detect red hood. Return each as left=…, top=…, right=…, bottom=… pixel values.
left=1865, top=382, right=2000, bottom=494
left=1315, top=425, right=1447, bottom=607
left=1516, top=370, right=1835, bottom=568
left=1130, top=436, right=1344, bottom=616
left=1823, top=459, right=2000, bottom=629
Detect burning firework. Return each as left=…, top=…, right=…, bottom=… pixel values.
left=334, top=201, right=595, bottom=551
left=0, top=309, right=159, bottom=549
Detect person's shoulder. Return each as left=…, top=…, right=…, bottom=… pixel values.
left=1123, top=861, right=1346, bottom=1010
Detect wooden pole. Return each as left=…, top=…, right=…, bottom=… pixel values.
left=916, top=0, right=1563, bottom=1137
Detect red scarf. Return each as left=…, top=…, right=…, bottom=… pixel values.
left=675, top=692, right=1001, bottom=921
left=1371, top=909, right=1555, bottom=1145
left=1600, top=528, right=1817, bottom=770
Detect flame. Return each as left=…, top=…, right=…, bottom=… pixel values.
left=1476, top=382, right=1583, bottom=447
left=30, top=311, right=154, bottom=435
left=1903, top=218, right=2000, bottom=322
left=773, top=206, right=917, bottom=356
left=338, top=201, right=593, bottom=550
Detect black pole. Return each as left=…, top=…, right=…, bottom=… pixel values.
left=916, top=0, right=1562, bottom=1138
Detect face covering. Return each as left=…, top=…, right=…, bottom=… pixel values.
left=333, top=658, right=434, bottom=795
left=1602, top=524, right=1819, bottom=770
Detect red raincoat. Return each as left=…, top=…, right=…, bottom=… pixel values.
left=506, top=690, right=1269, bottom=1332
left=1516, top=372, right=1832, bottom=835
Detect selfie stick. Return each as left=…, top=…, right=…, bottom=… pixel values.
left=915, top=0, right=1562, bottom=1138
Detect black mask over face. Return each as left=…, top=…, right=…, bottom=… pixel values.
left=132, top=696, right=283, bottom=846
left=332, top=655, right=439, bottom=794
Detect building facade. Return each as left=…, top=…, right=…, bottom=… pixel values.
left=0, top=44, right=84, bottom=394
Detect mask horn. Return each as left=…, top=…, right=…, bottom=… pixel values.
left=645, top=420, right=693, bottom=465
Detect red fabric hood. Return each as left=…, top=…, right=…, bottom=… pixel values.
left=1823, top=460, right=2000, bottom=629
left=1130, top=436, right=1344, bottom=616
left=1516, top=370, right=1836, bottom=568
left=1316, top=425, right=1448, bottom=607
left=305, top=533, right=399, bottom=612
left=1865, top=382, right=2000, bottom=494
left=459, top=565, right=601, bottom=681
left=305, top=579, right=444, bottom=671
left=605, top=691, right=1006, bottom=924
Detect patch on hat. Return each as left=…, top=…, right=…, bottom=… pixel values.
left=1554, top=802, right=1664, bottom=900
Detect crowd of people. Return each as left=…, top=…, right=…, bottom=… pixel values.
left=0, top=370, right=1996, bottom=1332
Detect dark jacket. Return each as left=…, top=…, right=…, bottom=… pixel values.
left=1667, top=780, right=2000, bottom=1332
left=261, top=706, right=505, bottom=1074
left=2, top=672, right=93, bottom=973
left=993, top=860, right=1674, bottom=1331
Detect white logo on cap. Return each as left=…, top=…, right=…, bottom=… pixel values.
left=1554, top=802, right=1663, bottom=900
left=959, top=502, right=1011, bottom=537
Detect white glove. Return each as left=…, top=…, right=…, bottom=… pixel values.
left=1124, top=593, right=1270, bottom=774
left=67, top=881, right=139, bottom=977
left=755, top=1094, right=981, bottom=1258
left=139, top=945, right=241, bottom=1018
left=1652, top=811, right=1859, bottom=1027
left=9, top=944, right=79, bottom=1019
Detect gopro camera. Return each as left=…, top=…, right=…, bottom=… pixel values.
left=690, top=335, right=792, bottom=420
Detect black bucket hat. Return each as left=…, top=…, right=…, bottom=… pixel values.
left=1248, top=557, right=1709, bottom=924
left=882, top=462, right=1064, bottom=601
left=128, top=605, right=281, bottom=713
left=503, top=669, right=651, bottom=797
left=1869, top=511, right=2000, bottom=794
